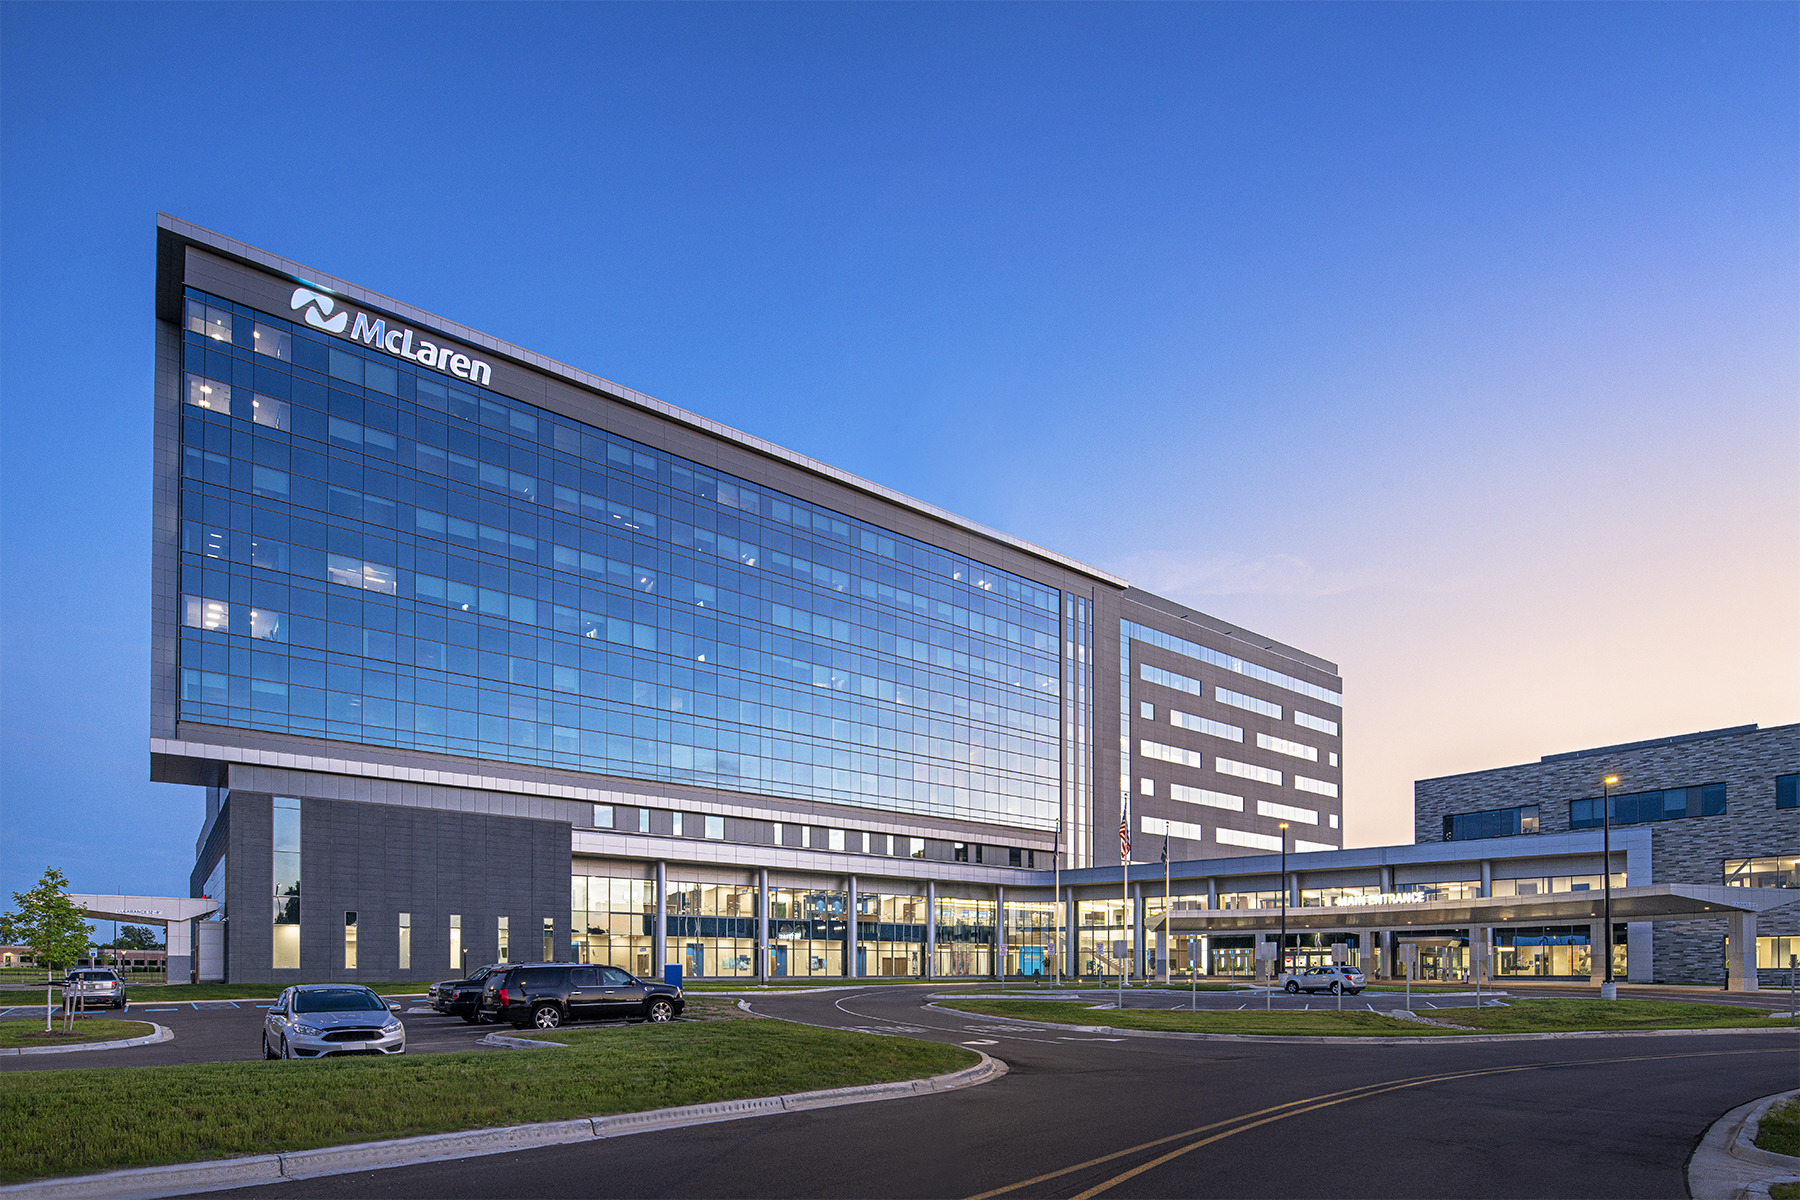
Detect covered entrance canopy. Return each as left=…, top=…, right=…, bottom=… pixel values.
left=66, top=894, right=217, bottom=983
left=1150, top=884, right=1795, bottom=991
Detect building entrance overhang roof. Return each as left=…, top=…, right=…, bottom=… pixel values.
left=1150, top=884, right=1796, bottom=933
left=64, top=895, right=218, bottom=925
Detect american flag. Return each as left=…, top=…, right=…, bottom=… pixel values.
left=1119, top=809, right=1130, bottom=863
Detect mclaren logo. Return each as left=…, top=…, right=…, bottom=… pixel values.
left=290, top=287, right=349, bottom=334
left=288, top=286, right=492, bottom=386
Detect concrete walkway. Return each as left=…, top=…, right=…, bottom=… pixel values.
left=1690, top=1089, right=1800, bottom=1200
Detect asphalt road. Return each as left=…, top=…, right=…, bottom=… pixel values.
left=172, top=984, right=1800, bottom=1199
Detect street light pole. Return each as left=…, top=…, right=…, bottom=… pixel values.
left=1278, top=823, right=1289, bottom=989
left=1601, top=774, right=1618, bottom=1001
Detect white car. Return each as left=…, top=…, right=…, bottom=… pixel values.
left=1283, top=965, right=1365, bottom=995
left=63, top=968, right=127, bottom=1010
left=263, top=985, right=405, bottom=1059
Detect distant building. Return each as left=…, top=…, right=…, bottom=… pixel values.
left=1413, top=723, right=1799, bottom=987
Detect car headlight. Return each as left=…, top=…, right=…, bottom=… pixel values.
left=292, top=1022, right=324, bottom=1036
left=382, top=1019, right=402, bottom=1033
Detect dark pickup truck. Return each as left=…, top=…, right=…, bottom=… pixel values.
left=428, top=963, right=507, bottom=1023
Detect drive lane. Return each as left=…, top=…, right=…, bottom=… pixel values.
left=190, top=986, right=1800, bottom=1199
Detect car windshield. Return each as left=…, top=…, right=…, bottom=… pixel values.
left=293, top=989, right=385, bottom=1013
left=70, top=971, right=114, bottom=981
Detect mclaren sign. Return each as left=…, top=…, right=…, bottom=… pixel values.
left=290, top=287, right=493, bottom=387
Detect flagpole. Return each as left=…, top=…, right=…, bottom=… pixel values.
left=1119, top=802, right=1129, bottom=1010
left=1163, top=831, right=1170, bottom=986
left=1053, top=816, right=1062, bottom=989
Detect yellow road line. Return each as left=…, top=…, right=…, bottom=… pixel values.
left=968, top=1046, right=1787, bottom=1200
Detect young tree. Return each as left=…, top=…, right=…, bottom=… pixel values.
left=116, top=925, right=159, bottom=951
left=5, top=868, right=93, bottom=1031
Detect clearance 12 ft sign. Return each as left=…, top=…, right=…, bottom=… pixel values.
left=289, top=287, right=494, bottom=387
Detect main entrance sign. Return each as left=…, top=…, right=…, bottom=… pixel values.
left=291, top=287, right=493, bottom=386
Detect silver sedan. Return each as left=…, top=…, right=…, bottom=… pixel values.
left=263, top=985, right=406, bottom=1059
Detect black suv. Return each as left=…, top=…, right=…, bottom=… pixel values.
left=428, top=964, right=507, bottom=1023
left=477, top=963, right=684, bottom=1030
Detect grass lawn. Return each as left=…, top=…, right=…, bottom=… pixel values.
left=0, top=1018, right=153, bottom=1049
left=1429, top=999, right=1784, bottom=1033
left=683, top=978, right=939, bottom=991
left=0, top=1008, right=975, bottom=1184
left=940, top=999, right=1453, bottom=1037
left=942, top=997, right=1783, bottom=1038
left=1755, top=1096, right=1800, bottom=1158
left=117, top=981, right=440, bottom=1003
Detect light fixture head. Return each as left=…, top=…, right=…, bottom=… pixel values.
left=1603, top=775, right=1619, bottom=786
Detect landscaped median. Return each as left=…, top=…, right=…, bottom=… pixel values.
left=0, top=999, right=977, bottom=1185
left=0, top=1019, right=155, bottom=1051
left=938, top=997, right=1788, bottom=1038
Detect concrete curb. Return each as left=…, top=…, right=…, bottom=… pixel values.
left=927, top=1003, right=1800, bottom=1046
left=0, top=1051, right=1003, bottom=1200
left=1689, top=1089, right=1800, bottom=1200
left=0, top=1024, right=170, bottom=1057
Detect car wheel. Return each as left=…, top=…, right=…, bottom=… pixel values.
left=1329, top=981, right=1341, bottom=995
left=263, top=1032, right=277, bottom=1060
left=460, top=1014, right=480, bottom=1025
left=1348, top=988, right=1363, bottom=995
left=1284, top=980, right=1299, bottom=993
left=532, top=1003, right=563, bottom=1029
left=647, top=998, right=675, bottom=1023
left=280, top=1035, right=295, bottom=1060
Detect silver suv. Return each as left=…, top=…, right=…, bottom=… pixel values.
left=63, top=969, right=127, bottom=1010
left=1284, top=965, right=1365, bottom=995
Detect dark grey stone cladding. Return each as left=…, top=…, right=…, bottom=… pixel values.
left=1415, top=724, right=1800, bottom=985
left=221, top=790, right=570, bottom=985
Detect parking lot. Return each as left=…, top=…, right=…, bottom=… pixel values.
left=0, top=993, right=508, bottom=1070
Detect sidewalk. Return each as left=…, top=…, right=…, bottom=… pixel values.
left=1689, top=1090, right=1800, bottom=1200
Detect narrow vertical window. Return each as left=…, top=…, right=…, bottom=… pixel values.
left=272, top=796, right=301, bottom=969
left=397, top=912, right=411, bottom=972
left=344, top=912, right=358, bottom=969
left=449, top=914, right=462, bottom=972
left=542, top=917, right=554, bottom=962
left=638, top=809, right=650, bottom=833
left=497, top=916, right=510, bottom=963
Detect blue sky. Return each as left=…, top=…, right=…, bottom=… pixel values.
left=2, top=3, right=1795, bottom=900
